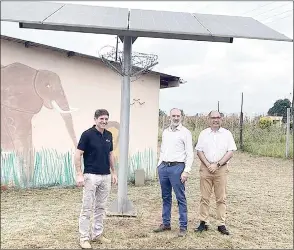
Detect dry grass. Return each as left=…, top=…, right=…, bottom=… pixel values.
left=1, top=152, right=293, bottom=249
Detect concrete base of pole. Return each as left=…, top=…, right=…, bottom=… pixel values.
left=107, top=198, right=137, bottom=217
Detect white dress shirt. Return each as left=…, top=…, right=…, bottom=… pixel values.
left=158, top=124, right=194, bottom=173
left=195, top=127, right=237, bottom=163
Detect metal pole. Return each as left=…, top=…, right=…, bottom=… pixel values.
left=115, top=35, right=118, bottom=61
left=118, top=35, right=131, bottom=211
left=217, top=101, right=219, bottom=112
left=108, top=36, right=136, bottom=216
left=285, top=108, right=290, bottom=158
left=240, top=92, right=244, bottom=151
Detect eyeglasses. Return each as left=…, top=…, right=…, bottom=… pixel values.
left=210, top=117, right=221, bottom=119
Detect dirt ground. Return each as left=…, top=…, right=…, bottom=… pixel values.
left=1, top=152, right=293, bottom=249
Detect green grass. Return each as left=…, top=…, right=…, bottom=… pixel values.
left=243, top=142, right=293, bottom=158
left=236, top=125, right=293, bottom=158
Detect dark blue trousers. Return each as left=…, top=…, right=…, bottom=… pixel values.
left=158, top=162, right=187, bottom=229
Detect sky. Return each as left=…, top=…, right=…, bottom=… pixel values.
left=1, top=1, right=293, bottom=116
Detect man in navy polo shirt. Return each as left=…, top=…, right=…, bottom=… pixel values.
left=74, top=109, right=118, bottom=249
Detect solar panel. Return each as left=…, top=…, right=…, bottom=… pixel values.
left=128, top=9, right=234, bottom=42
left=1, top=2, right=129, bottom=34
left=1, top=1, right=64, bottom=23
left=43, top=4, right=129, bottom=31
left=129, top=9, right=209, bottom=36
left=193, top=13, right=292, bottom=42
left=1, top=2, right=292, bottom=42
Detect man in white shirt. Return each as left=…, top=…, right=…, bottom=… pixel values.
left=153, top=108, right=194, bottom=237
left=195, top=110, right=237, bottom=235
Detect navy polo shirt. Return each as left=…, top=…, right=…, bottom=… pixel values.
left=77, top=125, right=113, bottom=175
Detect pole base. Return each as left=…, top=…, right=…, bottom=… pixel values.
left=106, top=198, right=137, bottom=217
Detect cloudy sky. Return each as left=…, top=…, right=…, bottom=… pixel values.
left=1, top=1, right=293, bottom=116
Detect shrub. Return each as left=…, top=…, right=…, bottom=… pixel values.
left=259, top=117, right=273, bottom=129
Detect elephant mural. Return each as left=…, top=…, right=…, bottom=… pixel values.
left=1, top=62, right=78, bottom=185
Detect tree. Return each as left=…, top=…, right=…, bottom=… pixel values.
left=268, top=98, right=291, bottom=122
left=180, top=109, right=185, bottom=117
left=159, top=109, right=166, bottom=116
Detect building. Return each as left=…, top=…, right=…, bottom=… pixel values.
left=263, top=116, right=283, bottom=127
left=1, top=35, right=183, bottom=188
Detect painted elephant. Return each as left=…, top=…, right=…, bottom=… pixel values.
left=1, top=62, right=78, bottom=185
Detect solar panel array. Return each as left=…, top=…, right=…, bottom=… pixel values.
left=1, top=1, right=292, bottom=42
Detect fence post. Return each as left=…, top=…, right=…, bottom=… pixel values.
left=240, top=92, right=244, bottom=151
left=285, top=108, right=290, bottom=158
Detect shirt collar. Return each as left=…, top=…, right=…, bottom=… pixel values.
left=92, top=125, right=105, bottom=135
left=209, top=127, right=224, bottom=133
left=168, top=123, right=183, bottom=132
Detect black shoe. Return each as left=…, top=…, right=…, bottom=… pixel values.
left=217, top=225, right=230, bottom=235
left=178, top=228, right=187, bottom=237
left=153, top=224, right=171, bottom=233
left=194, top=221, right=208, bottom=232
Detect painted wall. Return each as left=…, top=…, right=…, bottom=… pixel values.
left=1, top=39, right=160, bottom=188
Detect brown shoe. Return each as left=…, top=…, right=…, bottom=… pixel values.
left=178, top=228, right=187, bottom=237
left=153, top=224, right=171, bottom=233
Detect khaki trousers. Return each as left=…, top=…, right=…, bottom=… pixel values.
left=199, top=163, right=229, bottom=226
left=79, top=173, right=111, bottom=241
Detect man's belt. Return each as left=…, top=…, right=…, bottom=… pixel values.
left=162, top=161, right=185, bottom=166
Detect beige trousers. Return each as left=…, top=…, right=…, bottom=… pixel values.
left=79, top=173, right=111, bottom=241
left=198, top=163, right=229, bottom=226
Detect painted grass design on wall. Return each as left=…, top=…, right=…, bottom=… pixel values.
left=129, top=148, right=156, bottom=181
left=33, top=149, right=76, bottom=187
left=1, top=149, right=76, bottom=188
left=1, top=148, right=156, bottom=188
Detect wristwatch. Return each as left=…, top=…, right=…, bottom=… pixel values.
left=217, top=162, right=221, bottom=168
